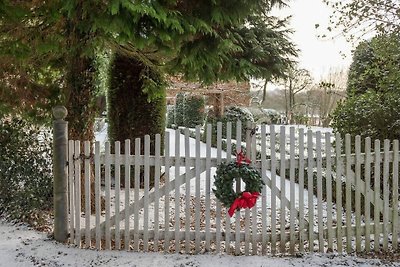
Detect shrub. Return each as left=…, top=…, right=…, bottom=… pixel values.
left=0, top=118, right=53, bottom=222
left=203, top=106, right=254, bottom=144
left=166, top=105, right=176, bottom=128
left=331, top=90, right=400, bottom=141
left=184, top=95, right=205, bottom=127
left=172, top=93, right=205, bottom=128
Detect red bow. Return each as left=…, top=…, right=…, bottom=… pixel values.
left=228, top=192, right=260, bottom=217
left=236, top=151, right=251, bottom=166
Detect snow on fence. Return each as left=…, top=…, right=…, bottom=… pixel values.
left=66, top=122, right=399, bottom=255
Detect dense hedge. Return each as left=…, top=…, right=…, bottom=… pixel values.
left=167, top=93, right=205, bottom=128
left=0, top=118, right=53, bottom=222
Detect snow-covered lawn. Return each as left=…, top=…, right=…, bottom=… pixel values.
left=1, top=220, right=396, bottom=267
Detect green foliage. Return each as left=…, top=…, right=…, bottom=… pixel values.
left=169, top=93, right=205, bottom=128
left=174, top=93, right=186, bottom=127
left=347, top=34, right=400, bottom=96
left=166, top=105, right=176, bottom=128
left=107, top=53, right=166, bottom=151
left=331, top=91, right=400, bottom=141
left=213, top=161, right=264, bottom=207
left=0, top=117, right=53, bottom=222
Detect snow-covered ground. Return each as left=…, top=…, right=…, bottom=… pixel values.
left=1, top=220, right=396, bottom=267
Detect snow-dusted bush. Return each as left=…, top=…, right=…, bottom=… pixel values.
left=0, top=118, right=53, bottom=222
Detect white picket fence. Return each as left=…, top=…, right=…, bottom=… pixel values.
left=67, top=122, right=400, bottom=255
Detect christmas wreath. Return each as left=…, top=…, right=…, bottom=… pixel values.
left=213, top=151, right=264, bottom=216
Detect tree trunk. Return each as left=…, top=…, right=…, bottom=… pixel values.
left=108, top=53, right=166, bottom=188
left=63, top=3, right=98, bottom=212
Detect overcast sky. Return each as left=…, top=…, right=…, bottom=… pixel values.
left=272, top=0, right=354, bottom=80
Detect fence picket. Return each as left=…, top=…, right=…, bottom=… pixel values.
left=325, top=132, right=333, bottom=251
left=345, top=134, right=352, bottom=253
left=251, top=127, right=258, bottom=255
left=279, top=126, right=286, bottom=253
left=105, top=142, right=111, bottom=250
left=134, top=138, right=141, bottom=251
left=205, top=124, right=212, bottom=252
left=270, top=125, right=277, bottom=255
left=355, top=135, right=361, bottom=252
left=114, top=141, right=121, bottom=250
left=289, top=127, right=296, bottom=254
left=235, top=121, right=242, bottom=255
left=374, top=139, right=381, bottom=251
left=95, top=141, right=101, bottom=249
left=244, top=122, right=251, bottom=255
left=68, top=141, right=75, bottom=245
left=124, top=140, right=131, bottom=251
left=184, top=129, right=191, bottom=253
left=154, top=134, right=161, bottom=251
left=316, top=131, right=324, bottom=252
left=164, top=132, right=171, bottom=252
left=225, top=122, right=232, bottom=254
left=194, top=127, right=201, bottom=253
left=392, top=140, right=399, bottom=249
left=74, top=141, right=81, bottom=247
left=364, top=137, right=371, bottom=252
left=143, top=135, right=150, bottom=251
left=84, top=141, right=91, bottom=249
left=298, top=129, right=305, bottom=252
left=383, top=139, right=390, bottom=251
left=261, top=124, right=267, bottom=255
left=216, top=122, right=222, bottom=253
left=335, top=133, right=343, bottom=252
left=175, top=129, right=181, bottom=253
left=307, top=130, right=314, bottom=252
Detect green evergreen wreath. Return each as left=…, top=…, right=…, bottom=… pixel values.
left=213, top=161, right=264, bottom=208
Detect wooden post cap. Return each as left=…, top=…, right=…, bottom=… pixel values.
left=52, top=106, right=68, bottom=120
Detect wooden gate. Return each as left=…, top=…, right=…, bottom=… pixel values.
left=67, top=122, right=399, bottom=255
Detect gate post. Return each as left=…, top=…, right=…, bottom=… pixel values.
left=53, top=106, right=69, bottom=243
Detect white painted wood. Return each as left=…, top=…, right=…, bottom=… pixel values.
left=270, top=125, right=277, bottom=255
left=225, top=122, right=232, bottom=254
left=364, top=137, right=371, bottom=252
left=382, top=139, right=390, bottom=251
left=260, top=124, right=267, bottom=255
left=244, top=122, right=251, bottom=255
left=124, top=140, right=131, bottom=251
left=345, top=134, right=352, bottom=253
left=143, top=135, right=150, bottom=251
left=105, top=142, right=111, bottom=250
left=289, top=127, right=296, bottom=254
left=374, top=139, right=381, bottom=251
left=84, top=141, right=91, bottom=249
left=194, top=127, right=201, bottom=253
left=154, top=134, right=161, bottom=251
left=279, top=126, right=286, bottom=253
left=68, top=141, right=75, bottom=245
left=392, top=140, right=399, bottom=250
left=114, top=141, right=121, bottom=250
left=133, top=138, right=141, bottom=251
left=235, top=120, right=242, bottom=255
left=94, top=142, right=101, bottom=249
left=205, top=124, right=212, bottom=252
left=251, top=126, right=258, bottom=255
left=354, top=136, right=361, bottom=252
left=74, top=141, right=81, bottom=247
left=184, top=128, right=191, bottom=253
left=164, top=132, right=171, bottom=252
left=316, top=131, right=323, bottom=252
left=175, top=129, right=181, bottom=253
left=298, top=129, right=305, bottom=253
left=307, top=130, right=314, bottom=252
left=216, top=122, right=222, bottom=253
left=325, top=132, right=333, bottom=251
left=335, top=133, right=343, bottom=252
